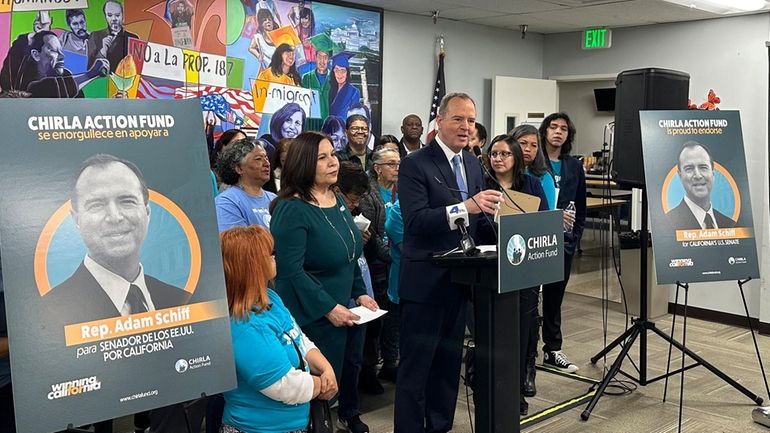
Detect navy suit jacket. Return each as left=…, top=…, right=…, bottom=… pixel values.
left=397, top=140, right=493, bottom=304
left=43, top=262, right=191, bottom=327
left=666, top=199, right=735, bottom=230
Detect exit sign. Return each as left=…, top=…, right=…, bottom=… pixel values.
left=582, top=28, right=612, bottom=50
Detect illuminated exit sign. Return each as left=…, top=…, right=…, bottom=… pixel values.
left=582, top=28, right=612, bottom=50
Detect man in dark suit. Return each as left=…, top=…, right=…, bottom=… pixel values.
left=394, top=93, right=501, bottom=433
left=398, top=114, right=424, bottom=158
left=44, top=154, right=190, bottom=323
left=666, top=140, right=736, bottom=230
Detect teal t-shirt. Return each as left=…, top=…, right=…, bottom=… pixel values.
left=550, top=159, right=562, bottom=189
left=223, top=289, right=310, bottom=433
left=526, top=168, right=557, bottom=210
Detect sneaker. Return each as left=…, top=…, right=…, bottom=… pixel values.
left=543, top=350, right=579, bottom=373
left=338, top=415, right=370, bottom=433
left=378, top=365, right=398, bottom=383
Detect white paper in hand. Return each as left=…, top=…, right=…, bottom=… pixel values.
left=353, top=214, right=371, bottom=232
left=350, top=306, right=387, bottom=325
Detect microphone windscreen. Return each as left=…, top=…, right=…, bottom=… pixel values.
left=473, top=146, right=482, bottom=157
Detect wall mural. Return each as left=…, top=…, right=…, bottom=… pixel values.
left=0, top=0, right=383, bottom=156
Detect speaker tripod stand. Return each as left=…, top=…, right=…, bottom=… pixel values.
left=580, top=190, right=763, bottom=421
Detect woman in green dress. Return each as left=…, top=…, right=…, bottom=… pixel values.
left=270, top=131, right=378, bottom=381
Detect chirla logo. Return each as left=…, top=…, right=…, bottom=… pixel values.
left=506, top=234, right=527, bottom=266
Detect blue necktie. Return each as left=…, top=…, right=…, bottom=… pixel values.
left=452, top=155, right=468, bottom=201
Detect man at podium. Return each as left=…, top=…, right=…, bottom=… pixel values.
left=394, top=92, right=500, bottom=433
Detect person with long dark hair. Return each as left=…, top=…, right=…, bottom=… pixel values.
left=257, top=43, right=300, bottom=85
left=269, top=132, right=378, bottom=404
left=485, top=131, right=548, bottom=415
left=516, top=124, right=556, bottom=210
left=538, top=112, right=586, bottom=374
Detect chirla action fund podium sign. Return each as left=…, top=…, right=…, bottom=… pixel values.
left=498, top=210, right=564, bottom=293
left=0, top=99, right=236, bottom=433
left=640, top=110, right=759, bottom=284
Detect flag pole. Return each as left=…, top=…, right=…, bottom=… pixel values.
left=427, top=35, right=446, bottom=142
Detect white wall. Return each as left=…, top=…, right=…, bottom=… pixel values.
left=557, top=80, right=615, bottom=156
left=381, top=11, right=544, bottom=137
left=544, top=14, right=770, bottom=318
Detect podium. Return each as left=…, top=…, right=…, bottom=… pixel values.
left=433, top=251, right=520, bottom=433
left=432, top=210, right=564, bottom=433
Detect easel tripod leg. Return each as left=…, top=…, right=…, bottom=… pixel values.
left=581, top=327, right=640, bottom=421
left=590, top=324, right=637, bottom=364
left=738, top=278, right=769, bottom=404
left=663, top=282, right=683, bottom=402
left=649, top=325, right=762, bottom=403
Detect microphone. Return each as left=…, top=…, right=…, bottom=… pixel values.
left=447, top=199, right=477, bottom=256
left=474, top=149, right=527, bottom=213
left=433, top=176, right=498, bottom=241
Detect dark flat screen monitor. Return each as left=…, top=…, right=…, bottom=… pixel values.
left=594, top=88, right=616, bottom=111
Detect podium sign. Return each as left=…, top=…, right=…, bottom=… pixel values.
left=498, top=210, right=564, bottom=294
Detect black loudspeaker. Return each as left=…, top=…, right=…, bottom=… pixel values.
left=612, top=68, right=690, bottom=187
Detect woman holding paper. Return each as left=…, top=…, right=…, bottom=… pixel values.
left=270, top=132, right=378, bottom=391
left=485, top=132, right=548, bottom=416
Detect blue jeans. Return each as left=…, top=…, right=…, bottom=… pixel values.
left=338, top=324, right=366, bottom=420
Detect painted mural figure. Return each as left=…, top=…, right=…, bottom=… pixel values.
left=294, top=6, right=315, bottom=62
left=321, top=115, right=347, bottom=152
left=87, top=0, right=138, bottom=73
left=328, top=52, right=361, bottom=120
left=14, top=31, right=107, bottom=98
left=0, top=11, right=52, bottom=92
left=248, top=8, right=278, bottom=70
left=260, top=101, right=305, bottom=158
left=257, top=42, right=300, bottom=85
left=301, top=33, right=332, bottom=119
left=59, top=9, right=89, bottom=55
left=169, top=0, right=194, bottom=29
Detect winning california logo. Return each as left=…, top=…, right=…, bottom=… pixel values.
left=47, top=376, right=102, bottom=400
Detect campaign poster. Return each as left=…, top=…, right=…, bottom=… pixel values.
left=640, top=110, right=759, bottom=284
left=0, top=98, right=235, bottom=433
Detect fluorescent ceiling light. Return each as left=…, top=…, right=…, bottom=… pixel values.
left=662, top=0, right=769, bottom=14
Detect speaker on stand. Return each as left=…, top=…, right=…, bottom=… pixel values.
left=612, top=67, right=690, bottom=188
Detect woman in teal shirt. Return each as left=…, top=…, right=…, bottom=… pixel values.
left=270, top=131, right=378, bottom=381
left=220, top=225, right=337, bottom=433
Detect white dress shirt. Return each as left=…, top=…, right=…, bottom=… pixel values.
left=83, top=255, right=156, bottom=315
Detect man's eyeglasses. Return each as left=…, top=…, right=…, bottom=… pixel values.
left=377, top=162, right=400, bottom=168
left=349, top=127, right=369, bottom=133
left=489, top=151, right=513, bottom=159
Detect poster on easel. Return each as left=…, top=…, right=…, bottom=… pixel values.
left=640, top=110, right=759, bottom=284
left=0, top=98, right=235, bottom=433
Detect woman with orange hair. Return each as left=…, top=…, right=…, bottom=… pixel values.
left=219, top=225, right=337, bottom=433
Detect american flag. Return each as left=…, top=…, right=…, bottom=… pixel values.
left=426, top=51, right=445, bottom=142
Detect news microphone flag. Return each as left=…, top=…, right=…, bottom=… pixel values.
left=427, top=51, right=445, bottom=142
